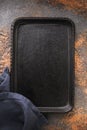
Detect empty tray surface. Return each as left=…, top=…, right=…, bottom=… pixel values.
left=11, top=18, right=75, bottom=112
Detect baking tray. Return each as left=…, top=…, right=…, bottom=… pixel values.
left=11, top=18, right=75, bottom=112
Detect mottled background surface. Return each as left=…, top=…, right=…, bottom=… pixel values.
left=0, top=0, right=87, bottom=129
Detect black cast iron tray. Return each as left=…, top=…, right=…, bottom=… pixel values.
left=11, top=18, right=75, bottom=112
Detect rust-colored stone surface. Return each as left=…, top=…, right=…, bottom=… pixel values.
left=37, top=0, right=87, bottom=16
left=0, top=30, right=10, bottom=73
left=0, top=0, right=87, bottom=129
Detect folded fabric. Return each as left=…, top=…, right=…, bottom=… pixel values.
left=0, top=67, right=10, bottom=92
left=0, top=67, right=47, bottom=130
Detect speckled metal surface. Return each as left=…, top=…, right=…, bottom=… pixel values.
left=0, top=0, right=87, bottom=129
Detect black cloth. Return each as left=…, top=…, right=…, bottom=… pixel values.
left=0, top=67, right=47, bottom=130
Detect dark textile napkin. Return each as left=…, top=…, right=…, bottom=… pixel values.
left=0, top=67, right=47, bottom=130
left=0, top=67, right=10, bottom=92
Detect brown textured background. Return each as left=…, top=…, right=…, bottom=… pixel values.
left=0, top=0, right=87, bottom=129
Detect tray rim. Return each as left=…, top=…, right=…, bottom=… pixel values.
left=10, top=17, right=75, bottom=113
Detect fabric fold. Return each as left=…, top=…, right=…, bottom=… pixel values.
left=0, top=67, right=47, bottom=130
left=0, top=67, right=10, bottom=92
